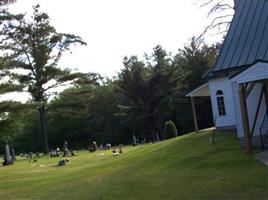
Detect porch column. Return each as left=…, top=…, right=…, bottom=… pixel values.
left=263, top=80, right=268, bottom=108
left=239, top=83, right=252, bottom=154
left=190, top=97, right=198, bottom=132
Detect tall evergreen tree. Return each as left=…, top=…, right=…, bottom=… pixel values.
left=0, top=5, right=86, bottom=153
left=173, top=38, right=221, bottom=93
left=117, top=46, right=180, bottom=140
left=171, top=38, right=221, bottom=133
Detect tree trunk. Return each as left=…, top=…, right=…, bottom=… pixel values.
left=38, top=106, right=49, bottom=154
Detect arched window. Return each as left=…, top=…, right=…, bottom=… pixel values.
left=216, top=90, right=226, bottom=116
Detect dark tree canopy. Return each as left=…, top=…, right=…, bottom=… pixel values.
left=0, top=39, right=219, bottom=153
left=117, top=46, right=181, bottom=140
left=0, top=2, right=221, bottom=152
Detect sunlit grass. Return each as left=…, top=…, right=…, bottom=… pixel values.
left=0, top=130, right=267, bottom=200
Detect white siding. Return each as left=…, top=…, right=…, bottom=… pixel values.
left=208, top=77, right=236, bottom=128
left=231, top=82, right=243, bottom=137
left=230, top=62, right=268, bottom=138
left=247, top=83, right=268, bottom=136
left=231, top=82, right=268, bottom=138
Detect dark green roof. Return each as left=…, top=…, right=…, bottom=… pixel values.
left=206, top=0, right=268, bottom=79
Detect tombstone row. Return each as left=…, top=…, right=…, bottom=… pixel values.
left=2, top=139, right=128, bottom=167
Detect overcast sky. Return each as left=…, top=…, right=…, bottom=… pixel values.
left=8, top=0, right=229, bottom=78
left=4, top=0, right=233, bottom=102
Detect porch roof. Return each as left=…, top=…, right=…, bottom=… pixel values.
left=231, top=62, right=268, bottom=83
left=185, top=82, right=210, bottom=97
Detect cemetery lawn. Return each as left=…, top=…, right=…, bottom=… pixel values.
left=0, top=130, right=268, bottom=200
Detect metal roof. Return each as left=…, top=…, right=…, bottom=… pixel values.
left=206, top=0, right=268, bottom=78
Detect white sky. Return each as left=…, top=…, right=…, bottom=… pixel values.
left=3, top=0, right=233, bottom=102
left=8, top=0, right=225, bottom=77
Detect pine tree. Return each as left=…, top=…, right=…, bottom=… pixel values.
left=0, top=5, right=86, bottom=153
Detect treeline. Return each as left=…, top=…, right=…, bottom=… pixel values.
left=0, top=40, right=220, bottom=153
left=0, top=5, right=221, bottom=153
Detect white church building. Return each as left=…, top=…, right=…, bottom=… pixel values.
left=186, top=0, right=268, bottom=153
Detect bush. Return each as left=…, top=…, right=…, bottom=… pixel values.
left=163, top=120, right=178, bottom=139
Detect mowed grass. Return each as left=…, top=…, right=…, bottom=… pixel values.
left=0, top=130, right=267, bottom=200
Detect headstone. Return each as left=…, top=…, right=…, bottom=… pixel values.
left=119, top=144, right=123, bottom=154
left=63, top=141, right=70, bottom=157
left=58, top=159, right=66, bottom=166
left=132, top=134, right=137, bottom=146
left=11, top=148, right=16, bottom=161
left=51, top=149, right=57, bottom=158
left=29, top=152, right=33, bottom=159
left=70, top=150, right=76, bottom=156
left=112, top=146, right=119, bottom=156
left=106, top=143, right=111, bottom=150
left=156, top=133, right=160, bottom=142
left=141, top=138, right=146, bottom=144
left=56, top=147, right=60, bottom=157
left=136, top=138, right=140, bottom=144
left=112, top=146, right=116, bottom=154
left=3, top=143, right=13, bottom=166
left=88, top=141, right=97, bottom=152
left=92, top=141, right=97, bottom=151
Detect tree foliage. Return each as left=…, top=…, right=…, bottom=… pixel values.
left=117, top=46, right=180, bottom=141
left=0, top=5, right=86, bottom=153
left=174, top=37, right=221, bottom=92
left=0, top=5, right=220, bottom=152
left=0, top=39, right=219, bottom=153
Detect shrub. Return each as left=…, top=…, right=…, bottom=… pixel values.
left=163, top=120, right=178, bottom=139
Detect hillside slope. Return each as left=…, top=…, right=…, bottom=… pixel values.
left=0, top=130, right=267, bottom=200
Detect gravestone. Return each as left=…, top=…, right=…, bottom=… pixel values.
left=106, top=143, right=111, bottom=150
left=92, top=141, right=97, bottom=151
left=112, top=146, right=120, bottom=156
left=112, top=146, right=116, bottom=153
left=70, top=150, right=76, bottom=156
left=56, top=147, right=60, bottom=157
left=11, top=148, right=16, bottom=161
left=3, top=143, right=13, bottom=166
left=88, top=141, right=97, bottom=152
left=141, top=138, right=146, bottom=144
left=58, top=159, right=66, bottom=166
left=132, top=134, right=137, bottom=146
left=156, top=133, right=160, bottom=142
left=119, top=144, right=123, bottom=153
left=63, top=141, right=70, bottom=157
left=51, top=149, right=56, bottom=158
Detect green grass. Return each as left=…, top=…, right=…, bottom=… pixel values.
left=0, top=130, right=267, bottom=200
